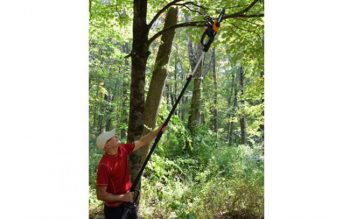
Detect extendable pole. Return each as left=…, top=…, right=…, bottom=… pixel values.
left=131, top=52, right=205, bottom=192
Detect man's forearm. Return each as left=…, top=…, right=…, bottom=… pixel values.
left=97, top=192, right=130, bottom=203
left=139, top=127, right=160, bottom=145
left=134, top=126, right=165, bottom=150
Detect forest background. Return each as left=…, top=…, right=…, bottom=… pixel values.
left=2, top=1, right=350, bottom=219
left=89, top=0, right=264, bottom=218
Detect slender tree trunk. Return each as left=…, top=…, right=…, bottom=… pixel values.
left=170, top=84, right=176, bottom=108
left=98, top=114, right=103, bottom=133
left=239, top=66, right=246, bottom=144
left=120, top=43, right=130, bottom=140
left=259, top=71, right=264, bottom=146
left=128, top=6, right=178, bottom=208
left=165, top=83, right=172, bottom=107
left=174, top=52, right=178, bottom=115
left=186, top=7, right=207, bottom=132
left=228, top=68, right=237, bottom=145
left=174, top=46, right=186, bottom=120
left=105, top=69, right=120, bottom=130
left=187, top=40, right=203, bottom=133
left=136, top=7, right=178, bottom=164
left=211, top=48, right=218, bottom=134
left=179, top=57, right=187, bottom=121
left=92, top=78, right=100, bottom=130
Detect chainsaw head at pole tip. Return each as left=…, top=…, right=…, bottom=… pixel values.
left=200, top=9, right=225, bottom=52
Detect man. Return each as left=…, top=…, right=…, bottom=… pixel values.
left=95, top=125, right=165, bottom=219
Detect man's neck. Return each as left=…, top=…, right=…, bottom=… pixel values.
left=105, top=148, right=117, bottom=155
left=105, top=144, right=120, bottom=155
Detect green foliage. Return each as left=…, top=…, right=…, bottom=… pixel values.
left=139, top=128, right=264, bottom=218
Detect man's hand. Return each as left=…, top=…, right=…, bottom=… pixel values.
left=120, top=191, right=134, bottom=202
left=134, top=124, right=167, bottom=151
left=96, top=186, right=134, bottom=203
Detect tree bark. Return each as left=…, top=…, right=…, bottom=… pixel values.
left=105, top=80, right=117, bottom=130
left=127, top=2, right=150, bottom=208
left=92, top=78, right=100, bottom=130
left=105, top=64, right=120, bottom=130
left=173, top=51, right=178, bottom=115
left=128, top=5, right=178, bottom=199
left=210, top=48, right=218, bottom=134
left=127, top=0, right=149, bottom=144
left=187, top=39, right=203, bottom=133
left=120, top=43, right=130, bottom=140
left=239, top=66, right=246, bottom=144
left=227, top=67, right=237, bottom=145
left=135, top=7, right=178, bottom=166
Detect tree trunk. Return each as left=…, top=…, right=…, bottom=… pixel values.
left=174, top=51, right=178, bottom=115
left=239, top=66, right=246, bottom=145
left=165, top=83, right=172, bottom=108
left=128, top=6, right=178, bottom=207
left=98, top=114, right=103, bottom=133
left=259, top=71, right=264, bottom=147
left=174, top=45, right=186, bottom=120
left=187, top=40, right=203, bottom=133
left=134, top=7, right=178, bottom=168
left=105, top=69, right=119, bottom=130
left=178, top=56, right=187, bottom=121
left=127, top=0, right=149, bottom=144
left=127, top=1, right=150, bottom=209
left=92, top=78, right=100, bottom=130
left=228, top=67, right=237, bottom=145
left=211, top=48, right=218, bottom=134
left=120, top=43, right=130, bottom=140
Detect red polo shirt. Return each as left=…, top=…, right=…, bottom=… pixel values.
left=96, top=143, right=135, bottom=207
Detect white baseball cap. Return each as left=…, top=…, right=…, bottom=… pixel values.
left=96, top=129, right=115, bottom=150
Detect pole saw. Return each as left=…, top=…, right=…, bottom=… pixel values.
left=122, top=9, right=225, bottom=219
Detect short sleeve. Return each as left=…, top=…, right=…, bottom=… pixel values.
left=96, top=164, right=108, bottom=186
left=122, top=143, right=135, bottom=155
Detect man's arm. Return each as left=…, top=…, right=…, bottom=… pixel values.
left=133, top=126, right=165, bottom=151
left=96, top=186, right=134, bottom=203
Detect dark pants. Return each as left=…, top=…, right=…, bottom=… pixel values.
left=104, top=204, right=138, bottom=219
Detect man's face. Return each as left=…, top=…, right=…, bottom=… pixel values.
left=104, top=136, right=120, bottom=150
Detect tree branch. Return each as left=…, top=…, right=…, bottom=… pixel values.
left=225, top=13, right=264, bottom=19
left=174, top=3, right=203, bottom=15
left=228, top=25, right=256, bottom=49
left=229, top=22, right=262, bottom=40
left=147, top=21, right=204, bottom=46
left=148, top=0, right=184, bottom=28
left=175, top=1, right=208, bottom=12
left=231, top=0, right=260, bottom=17
left=147, top=0, right=263, bottom=48
left=236, top=17, right=262, bottom=26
